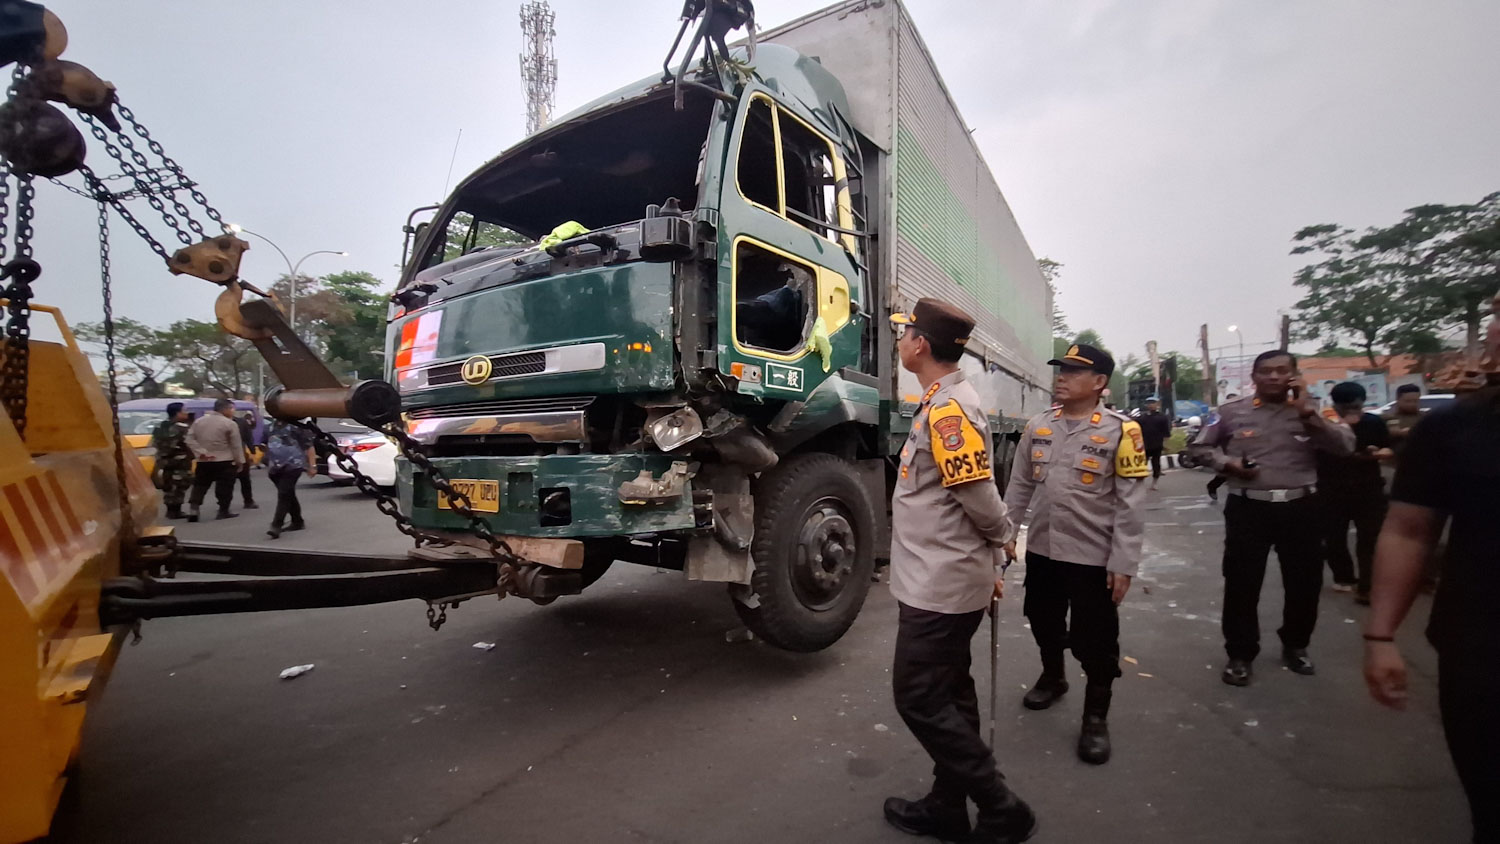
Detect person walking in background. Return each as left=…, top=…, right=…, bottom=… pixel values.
left=184, top=398, right=245, bottom=522
left=149, top=401, right=193, bottom=520
left=1004, top=343, right=1148, bottom=765
left=1317, top=382, right=1392, bottom=605
left=264, top=419, right=317, bottom=539
left=1137, top=396, right=1172, bottom=491
left=1190, top=352, right=1354, bottom=686
left=1383, top=384, right=1423, bottom=454
left=1364, top=289, right=1499, bottom=844
left=883, top=299, right=1036, bottom=844
left=234, top=410, right=259, bottom=511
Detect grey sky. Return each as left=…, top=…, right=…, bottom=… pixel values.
left=27, top=0, right=1500, bottom=370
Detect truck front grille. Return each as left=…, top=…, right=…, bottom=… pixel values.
left=426, top=351, right=547, bottom=387
left=406, top=395, right=596, bottom=419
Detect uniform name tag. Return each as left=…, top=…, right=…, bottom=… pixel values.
left=929, top=400, right=993, bottom=487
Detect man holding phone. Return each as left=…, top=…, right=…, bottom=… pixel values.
left=1190, top=351, right=1354, bottom=686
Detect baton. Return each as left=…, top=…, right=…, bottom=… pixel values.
left=989, top=551, right=1015, bottom=750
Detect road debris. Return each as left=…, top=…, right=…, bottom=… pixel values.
left=279, top=664, right=315, bottom=680
left=873, top=723, right=890, bottom=732
left=473, top=642, right=497, bottom=651
left=725, top=627, right=755, bottom=643
left=1124, top=656, right=1139, bottom=665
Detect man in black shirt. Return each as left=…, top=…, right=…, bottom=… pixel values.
left=1365, top=289, right=1499, bottom=843
left=1318, top=381, right=1392, bottom=604
left=1138, top=396, right=1172, bottom=491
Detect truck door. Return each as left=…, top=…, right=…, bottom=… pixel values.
left=717, top=90, right=866, bottom=399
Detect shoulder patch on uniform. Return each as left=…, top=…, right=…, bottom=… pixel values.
left=929, top=400, right=993, bottom=487
left=1116, top=420, right=1150, bottom=479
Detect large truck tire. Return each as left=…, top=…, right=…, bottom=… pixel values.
left=733, top=453, right=877, bottom=652
left=578, top=539, right=618, bottom=590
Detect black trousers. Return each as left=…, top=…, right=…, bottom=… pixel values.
left=1440, top=652, right=1500, bottom=843
left=893, top=602, right=1013, bottom=810
left=188, top=461, right=238, bottom=511
left=269, top=468, right=304, bottom=528
left=1221, top=494, right=1322, bottom=661
left=1321, top=490, right=1386, bottom=593
left=1022, top=553, right=1121, bottom=686
left=1146, top=448, right=1163, bottom=479
left=237, top=462, right=255, bottom=504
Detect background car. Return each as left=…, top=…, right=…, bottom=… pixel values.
left=321, top=420, right=397, bottom=489
left=118, top=397, right=264, bottom=475
left=1373, top=393, right=1456, bottom=415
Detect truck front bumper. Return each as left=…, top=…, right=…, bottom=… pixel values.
left=399, top=453, right=698, bottom=538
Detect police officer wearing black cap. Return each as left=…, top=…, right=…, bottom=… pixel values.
left=1004, top=342, right=1148, bottom=765
left=883, top=298, right=1037, bottom=844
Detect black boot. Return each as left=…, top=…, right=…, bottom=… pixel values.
left=165, top=507, right=186, bottom=520
left=1022, top=673, right=1069, bottom=710
left=1077, top=685, right=1112, bottom=765
left=187, top=506, right=200, bottom=523
left=962, top=794, right=1037, bottom=844
left=267, top=524, right=282, bottom=540
left=215, top=509, right=238, bottom=520
left=883, top=794, right=971, bottom=841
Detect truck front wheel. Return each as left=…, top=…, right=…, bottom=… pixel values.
left=733, top=453, right=877, bottom=652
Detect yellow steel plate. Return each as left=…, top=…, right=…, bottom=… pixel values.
left=437, top=479, right=500, bottom=513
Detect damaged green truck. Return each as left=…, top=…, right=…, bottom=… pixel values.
left=386, top=0, right=1052, bottom=651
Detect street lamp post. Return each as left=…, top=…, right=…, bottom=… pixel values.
left=226, top=224, right=347, bottom=334
left=1227, top=325, right=1245, bottom=395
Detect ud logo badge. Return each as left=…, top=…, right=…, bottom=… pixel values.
left=460, top=355, right=493, bottom=385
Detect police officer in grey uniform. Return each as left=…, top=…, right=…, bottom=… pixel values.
left=1005, top=343, right=1148, bottom=765
left=883, top=298, right=1037, bottom=844
left=1190, top=350, right=1354, bottom=686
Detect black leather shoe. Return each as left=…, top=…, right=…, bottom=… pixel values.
left=243, top=501, right=260, bottom=510
left=962, top=798, right=1037, bottom=844
left=215, top=510, right=239, bottom=520
left=1077, top=685, right=1112, bottom=764
left=883, top=796, right=971, bottom=841
left=1222, top=659, right=1252, bottom=686
left=1283, top=648, right=1316, bottom=675
left=1206, top=482, right=1218, bottom=501
left=165, top=508, right=187, bottom=520
left=285, top=521, right=306, bottom=532
left=267, top=525, right=281, bottom=539
left=1022, top=674, right=1069, bottom=710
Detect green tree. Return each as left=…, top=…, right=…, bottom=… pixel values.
left=75, top=316, right=174, bottom=397
left=157, top=319, right=256, bottom=396
left=266, top=269, right=391, bottom=378
left=1038, top=257, right=1069, bottom=338
left=1402, top=192, right=1500, bottom=355
left=444, top=212, right=529, bottom=262
left=1290, top=223, right=1420, bottom=366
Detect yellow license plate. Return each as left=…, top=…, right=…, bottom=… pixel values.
left=437, top=479, right=501, bottom=513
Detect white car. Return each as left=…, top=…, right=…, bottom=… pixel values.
left=1373, top=393, right=1455, bottom=416
left=326, top=432, right=399, bottom=489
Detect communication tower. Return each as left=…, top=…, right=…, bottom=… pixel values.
left=519, top=1, right=558, bottom=136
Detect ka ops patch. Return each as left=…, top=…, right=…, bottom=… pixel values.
left=1116, top=420, right=1150, bottom=479
left=928, top=400, right=992, bottom=487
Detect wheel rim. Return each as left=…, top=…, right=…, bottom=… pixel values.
left=789, top=496, right=858, bottom=612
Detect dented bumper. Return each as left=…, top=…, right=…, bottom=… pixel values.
left=399, top=453, right=698, bottom=538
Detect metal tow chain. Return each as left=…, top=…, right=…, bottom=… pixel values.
left=96, top=199, right=137, bottom=564
left=1, top=174, right=37, bottom=437
left=77, top=164, right=175, bottom=263
left=291, top=421, right=438, bottom=546
left=116, top=101, right=228, bottom=231
left=79, top=115, right=193, bottom=247
left=384, top=426, right=522, bottom=564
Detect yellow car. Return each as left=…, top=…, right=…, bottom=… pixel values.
left=117, top=398, right=266, bottom=476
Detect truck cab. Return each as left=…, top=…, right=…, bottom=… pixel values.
left=388, top=45, right=882, bottom=650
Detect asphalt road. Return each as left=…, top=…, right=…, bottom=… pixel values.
left=53, top=469, right=1467, bottom=843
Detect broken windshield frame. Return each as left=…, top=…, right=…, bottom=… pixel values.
left=410, top=88, right=718, bottom=278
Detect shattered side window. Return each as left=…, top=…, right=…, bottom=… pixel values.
left=779, top=113, right=838, bottom=241
left=737, top=98, right=780, bottom=212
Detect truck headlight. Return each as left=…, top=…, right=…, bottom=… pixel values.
left=647, top=407, right=703, bottom=451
